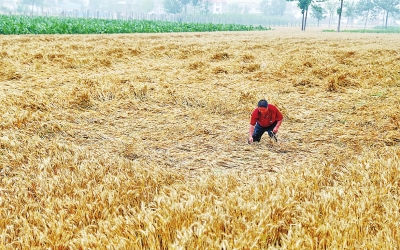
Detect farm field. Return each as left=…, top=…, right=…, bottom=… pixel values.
left=0, top=28, right=400, bottom=249
left=0, top=15, right=269, bottom=35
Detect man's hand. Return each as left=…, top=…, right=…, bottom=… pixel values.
left=273, top=120, right=282, bottom=134
left=248, top=124, right=255, bottom=144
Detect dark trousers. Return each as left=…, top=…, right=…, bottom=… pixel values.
left=252, top=121, right=277, bottom=142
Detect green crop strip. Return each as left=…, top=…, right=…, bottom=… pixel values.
left=323, top=27, right=400, bottom=33
left=0, top=15, right=270, bottom=35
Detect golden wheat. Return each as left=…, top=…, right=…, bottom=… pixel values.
left=0, top=28, right=399, bottom=249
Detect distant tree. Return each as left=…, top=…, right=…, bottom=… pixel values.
left=191, top=0, right=201, bottom=13
left=163, top=0, right=182, bottom=14
left=356, top=0, right=377, bottom=28
left=228, top=2, right=242, bottom=14
left=286, top=0, right=313, bottom=31
left=324, top=0, right=338, bottom=27
left=274, top=0, right=287, bottom=16
left=395, top=9, right=400, bottom=21
left=337, top=0, right=343, bottom=32
left=311, top=4, right=326, bottom=26
left=199, top=0, right=212, bottom=15
left=18, top=0, right=44, bottom=15
left=260, top=0, right=286, bottom=16
left=372, top=0, right=400, bottom=28
left=180, top=0, right=191, bottom=14
left=343, top=1, right=356, bottom=28
left=259, top=0, right=270, bottom=15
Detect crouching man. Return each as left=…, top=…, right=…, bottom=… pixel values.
left=248, top=99, right=283, bottom=144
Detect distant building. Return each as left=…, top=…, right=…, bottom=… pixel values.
left=212, top=0, right=228, bottom=14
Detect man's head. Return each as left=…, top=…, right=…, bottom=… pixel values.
left=258, top=99, right=268, bottom=108
left=257, top=99, right=268, bottom=114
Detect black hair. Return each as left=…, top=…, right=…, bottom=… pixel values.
left=257, top=99, right=268, bottom=108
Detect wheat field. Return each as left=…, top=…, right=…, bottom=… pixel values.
left=0, top=28, right=400, bottom=249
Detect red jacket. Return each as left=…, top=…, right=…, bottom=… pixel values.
left=250, top=104, right=283, bottom=127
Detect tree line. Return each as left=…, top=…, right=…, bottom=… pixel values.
left=1, top=0, right=399, bottom=31
left=291, top=0, right=400, bottom=31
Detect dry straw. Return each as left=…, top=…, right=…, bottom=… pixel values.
left=0, top=29, right=399, bottom=249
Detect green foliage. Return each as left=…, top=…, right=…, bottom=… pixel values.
left=286, top=0, right=312, bottom=30
left=344, top=2, right=357, bottom=19
left=356, top=0, right=378, bottom=28
left=323, top=26, right=400, bottom=33
left=310, top=4, right=326, bottom=22
left=298, top=0, right=312, bottom=13
left=373, top=0, right=400, bottom=27
left=373, top=0, right=400, bottom=13
left=356, top=0, right=376, bottom=16
left=0, top=14, right=271, bottom=35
